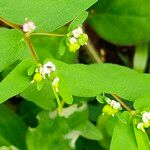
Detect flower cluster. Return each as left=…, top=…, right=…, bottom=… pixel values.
left=137, top=111, right=150, bottom=132
left=23, top=21, right=36, bottom=33
left=32, top=61, right=56, bottom=83
left=102, top=98, right=122, bottom=117
left=66, top=27, right=88, bottom=52
left=28, top=61, right=60, bottom=92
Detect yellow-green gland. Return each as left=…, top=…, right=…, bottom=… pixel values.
left=102, top=105, right=114, bottom=116
left=69, top=43, right=80, bottom=52
left=33, top=73, right=43, bottom=82
left=143, top=122, right=150, bottom=128
left=113, top=109, right=119, bottom=114
left=78, top=34, right=88, bottom=46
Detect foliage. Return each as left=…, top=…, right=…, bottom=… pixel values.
left=0, top=0, right=150, bottom=150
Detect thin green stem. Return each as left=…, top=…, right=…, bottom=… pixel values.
left=52, top=86, right=62, bottom=114
left=30, top=32, right=66, bottom=37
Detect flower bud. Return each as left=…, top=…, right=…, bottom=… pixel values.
left=33, top=73, right=43, bottom=82
left=23, top=21, right=36, bottom=33
left=102, top=105, right=114, bottom=116
left=137, top=122, right=145, bottom=132
left=78, top=34, right=88, bottom=46
left=113, top=108, right=119, bottom=114
left=143, top=122, right=150, bottom=128
left=68, top=43, right=80, bottom=52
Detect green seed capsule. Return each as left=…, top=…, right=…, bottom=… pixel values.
left=113, top=109, right=119, bottom=114
left=143, top=122, right=150, bottom=128
left=69, top=43, right=80, bottom=52
left=102, top=105, right=114, bottom=116
left=33, top=73, right=43, bottom=82
left=78, top=34, right=88, bottom=46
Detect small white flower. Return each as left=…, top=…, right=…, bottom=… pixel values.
left=105, top=97, right=111, bottom=104
left=23, top=21, right=36, bottom=32
left=110, top=100, right=122, bottom=110
left=44, top=61, right=56, bottom=72
left=142, top=112, right=150, bottom=123
left=69, top=37, right=77, bottom=44
left=72, top=27, right=83, bottom=38
left=137, top=122, right=145, bottom=132
left=52, top=77, right=60, bottom=92
left=39, top=61, right=56, bottom=78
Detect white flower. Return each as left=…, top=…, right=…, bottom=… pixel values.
left=142, top=112, right=150, bottom=123
left=23, top=21, right=36, bottom=32
left=52, top=77, right=60, bottom=92
left=110, top=100, right=122, bottom=110
left=72, top=27, right=83, bottom=38
left=44, top=61, right=56, bottom=72
left=39, top=61, right=56, bottom=78
left=137, top=122, right=145, bottom=132
left=69, top=37, right=77, bottom=44
left=105, top=97, right=111, bottom=104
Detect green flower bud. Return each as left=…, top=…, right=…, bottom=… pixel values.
left=102, top=105, right=114, bottom=116
left=65, top=38, right=70, bottom=46
left=113, top=109, right=119, bottom=114
left=68, top=43, right=80, bottom=52
left=33, top=73, right=43, bottom=82
left=78, top=33, right=88, bottom=46
left=143, top=122, right=150, bottom=128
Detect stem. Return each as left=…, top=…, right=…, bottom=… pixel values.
left=112, top=94, right=132, bottom=111
left=85, top=39, right=102, bottom=63
left=61, top=99, right=65, bottom=108
left=30, top=32, right=65, bottom=37
left=52, top=86, right=62, bottom=113
left=25, top=35, right=39, bottom=62
left=0, top=17, right=21, bottom=30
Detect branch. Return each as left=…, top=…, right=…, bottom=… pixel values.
left=25, top=35, right=39, bottom=62
left=85, top=39, right=102, bottom=63
left=112, top=94, right=132, bottom=111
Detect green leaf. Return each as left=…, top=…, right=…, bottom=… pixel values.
left=1, top=0, right=97, bottom=32
left=134, top=96, right=150, bottom=111
left=96, top=115, right=111, bottom=149
left=0, top=105, right=27, bottom=150
left=58, top=75, right=73, bottom=104
left=115, top=112, right=127, bottom=124
left=133, top=42, right=149, bottom=72
left=110, top=112, right=138, bottom=150
left=88, top=0, right=150, bottom=45
left=26, top=104, right=89, bottom=150
left=0, top=59, right=35, bottom=104
left=133, top=119, right=150, bottom=150
left=105, top=116, right=118, bottom=137
left=21, top=80, right=57, bottom=110
left=81, top=121, right=103, bottom=140
left=59, top=37, right=67, bottom=56
left=21, top=59, right=150, bottom=110
left=96, top=94, right=105, bottom=104
left=55, top=60, right=150, bottom=101
left=31, top=34, right=77, bottom=64
left=0, top=28, right=27, bottom=72
left=69, top=11, right=88, bottom=31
